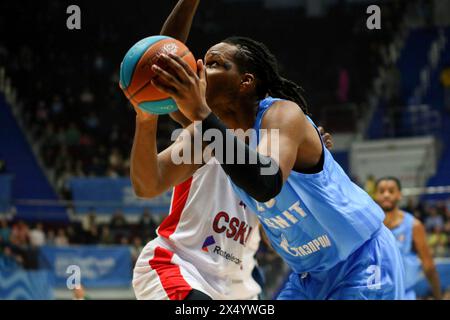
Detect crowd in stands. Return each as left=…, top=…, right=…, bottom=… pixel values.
left=0, top=209, right=160, bottom=270
left=407, top=200, right=450, bottom=257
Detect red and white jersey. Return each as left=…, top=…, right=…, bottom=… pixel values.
left=133, top=158, right=261, bottom=300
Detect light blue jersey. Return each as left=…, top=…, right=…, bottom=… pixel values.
left=390, top=211, right=421, bottom=299
left=229, top=97, right=405, bottom=299
left=232, top=97, right=385, bottom=273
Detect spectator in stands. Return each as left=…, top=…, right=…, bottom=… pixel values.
left=65, top=225, right=78, bottom=244
left=405, top=197, right=416, bottom=214
left=108, top=148, right=124, bottom=177
left=413, top=208, right=425, bottom=222
left=51, top=95, right=64, bottom=117
left=87, top=156, right=106, bottom=177
left=82, top=210, right=97, bottom=232
left=4, top=221, right=41, bottom=269
left=364, top=174, right=376, bottom=199
left=85, top=225, right=99, bottom=245
left=0, top=158, right=6, bottom=173
left=0, top=245, right=24, bottom=269
left=65, top=122, right=81, bottom=147
left=80, top=87, right=95, bottom=105
left=414, top=201, right=427, bottom=220
left=55, top=162, right=76, bottom=197
left=0, top=218, right=11, bottom=244
left=444, top=208, right=450, bottom=235
left=428, top=226, right=448, bottom=257
left=440, top=63, right=450, bottom=113
left=10, top=220, right=30, bottom=248
left=139, top=209, right=157, bottom=241
left=84, top=111, right=99, bottom=131
left=436, top=201, right=448, bottom=217
left=119, top=236, right=129, bottom=246
left=0, top=233, right=6, bottom=254
left=110, top=210, right=127, bottom=235
left=425, top=207, right=445, bottom=232
left=130, top=236, right=143, bottom=264
left=46, top=229, right=56, bottom=246
left=54, top=229, right=69, bottom=246
left=99, top=225, right=113, bottom=245
left=29, top=223, right=46, bottom=247
left=35, top=101, right=49, bottom=124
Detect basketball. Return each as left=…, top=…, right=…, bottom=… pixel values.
left=119, top=35, right=197, bottom=115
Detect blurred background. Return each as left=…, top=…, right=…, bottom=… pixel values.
left=0, top=0, right=450, bottom=299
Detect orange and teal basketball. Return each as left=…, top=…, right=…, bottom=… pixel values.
left=119, top=36, right=197, bottom=115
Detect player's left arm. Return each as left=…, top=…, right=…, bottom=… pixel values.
left=256, top=100, right=307, bottom=184
left=160, top=0, right=201, bottom=128
left=160, top=0, right=200, bottom=44
left=412, top=219, right=442, bottom=299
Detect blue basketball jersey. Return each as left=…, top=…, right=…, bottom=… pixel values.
left=230, top=96, right=385, bottom=274
left=390, top=211, right=421, bottom=290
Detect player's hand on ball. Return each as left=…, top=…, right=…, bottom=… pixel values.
left=169, top=110, right=191, bottom=128
left=151, top=53, right=211, bottom=122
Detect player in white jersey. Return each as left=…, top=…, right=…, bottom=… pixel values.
left=132, top=127, right=331, bottom=300
left=131, top=0, right=333, bottom=300
left=131, top=1, right=260, bottom=300
left=133, top=158, right=261, bottom=300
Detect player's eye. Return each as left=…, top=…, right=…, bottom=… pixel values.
left=206, top=61, right=219, bottom=68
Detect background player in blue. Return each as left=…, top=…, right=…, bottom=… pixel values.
left=151, top=35, right=406, bottom=299
left=375, top=177, right=442, bottom=300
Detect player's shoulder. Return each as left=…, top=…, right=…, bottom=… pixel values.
left=401, top=210, right=422, bottom=227
left=269, top=99, right=303, bottom=113
left=410, top=214, right=425, bottom=233
left=261, top=99, right=306, bottom=128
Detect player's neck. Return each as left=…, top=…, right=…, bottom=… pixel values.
left=383, top=208, right=403, bottom=229
left=215, top=98, right=258, bottom=131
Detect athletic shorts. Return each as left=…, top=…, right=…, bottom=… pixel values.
left=132, top=238, right=259, bottom=300
left=277, top=226, right=406, bottom=300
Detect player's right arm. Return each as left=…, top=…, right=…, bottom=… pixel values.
left=130, top=0, right=203, bottom=198
left=130, top=110, right=201, bottom=198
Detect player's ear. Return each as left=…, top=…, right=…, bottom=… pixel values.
left=239, top=73, right=256, bottom=93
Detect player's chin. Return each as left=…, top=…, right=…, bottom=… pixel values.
left=381, top=203, right=395, bottom=212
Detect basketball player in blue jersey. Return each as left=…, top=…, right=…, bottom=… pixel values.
left=374, top=177, right=442, bottom=300
left=150, top=29, right=406, bottom=298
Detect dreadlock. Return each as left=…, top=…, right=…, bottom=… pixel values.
left=222, top=36, right=310, bottom=115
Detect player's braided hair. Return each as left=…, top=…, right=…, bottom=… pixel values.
left=223, top=36, right=310, bottom=115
